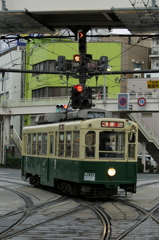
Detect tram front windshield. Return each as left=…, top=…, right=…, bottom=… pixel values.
left=99, top=131, right=125, bottom=159
left=85, top=131, right=125, bottom=159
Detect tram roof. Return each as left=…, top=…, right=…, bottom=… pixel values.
left=23, top=117, right=138, bottom=133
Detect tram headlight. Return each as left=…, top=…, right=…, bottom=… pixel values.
left=108, top=168, right=116, bottom=177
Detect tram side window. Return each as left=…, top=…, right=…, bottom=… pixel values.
left=73, top=131, right=80, bottom=158
left=37, top=133, right=42, bottom=155
left=85, top=131, right=95, bottom=158
left=42, top=133, right=47, bottom=155
left=128, top=132, right=136, bottom=159
left=66, top=131, right=71, bottom=157
left=50, top=135, right=54, bottom=155
left=58, top=132, right=64, bottom=156
left=27, top=134, right=31, bottom=154
left=32, top=133, right=36, bottom=155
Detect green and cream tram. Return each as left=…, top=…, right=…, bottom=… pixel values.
left=21, top=111, right=138, bottom=198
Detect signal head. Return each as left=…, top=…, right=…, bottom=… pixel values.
left=63, top=104, right=68, bottom=109
left=56, top=104, right=68, bottom=112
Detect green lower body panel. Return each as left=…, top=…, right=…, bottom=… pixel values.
left=22, top=156, right=137, bottom=196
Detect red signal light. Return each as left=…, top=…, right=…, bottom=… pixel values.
left=63, top=105, right=68, bottom=109
left=73, top=54, right=80, bottom=62
left=74, top=84, right=83, bottom=92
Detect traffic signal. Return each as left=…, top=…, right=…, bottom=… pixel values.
left=78, top=31, right=86, bottom=54
left=82, top=87, right=96, bottom=108
left=71, top=84, right=84, bottom=109
left=87, top=87, right=96, bottom=100
left=57, top=56, right=66, bottom=71
left=56, top=104, right=68, bottom=112
left=99, top=56, right=108, bottom=71
left=71, top=85, right=96, bottom=109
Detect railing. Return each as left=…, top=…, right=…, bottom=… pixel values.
left=0, top=97, right=71, bottom=108
left=10, top=128, right=22, bottom=153
left=129, top=113, right=159, bottom=149
left=1, top=92, right=159, bottom=108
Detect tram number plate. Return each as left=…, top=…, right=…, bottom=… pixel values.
left=84, top=173, right=95, bottom=181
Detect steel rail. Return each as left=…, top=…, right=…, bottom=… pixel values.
left=90, top=205, right=111, bottom=240
left=0, top=185, right=33, bottom=239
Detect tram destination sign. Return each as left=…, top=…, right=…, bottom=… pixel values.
left=101, top=121, right=124, bottom=128
left=147, top=80, right=159, bottom=89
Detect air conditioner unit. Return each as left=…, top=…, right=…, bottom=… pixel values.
left=133, top=68, right=141, bottom=78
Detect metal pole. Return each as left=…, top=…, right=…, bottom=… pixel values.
left=2, top=72, right=6, bottom=108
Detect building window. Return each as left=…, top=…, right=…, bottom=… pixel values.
left=32, top=87, right=71, bottom=98
left=33, top=60, right=77, bottom=76
left=134, top=63, right=142, bottom=69
left=156, top=62, right=159, bottom=67
left=0, top=91, right=9, bottom=100
left=33, top=60, right=55, bottom=76
left=32, top=87, right=47, bottom=98
left=146, top=74, right=151, bottom=78
left=156, top=41, right=159, bottom=45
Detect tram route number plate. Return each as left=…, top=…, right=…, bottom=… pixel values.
left=84, top=173, right=95, bottom=181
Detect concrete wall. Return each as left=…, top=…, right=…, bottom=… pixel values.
left=3, top=0, right=158, bottom=12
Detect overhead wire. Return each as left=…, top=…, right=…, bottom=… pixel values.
left=0, top=29, right=155, bottom=94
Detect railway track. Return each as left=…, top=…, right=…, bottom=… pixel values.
left=1, top=176, right=159, bottom=239
left=0, top=178, right=109, bottom=239
left=110, top=196, right=159, bottom=239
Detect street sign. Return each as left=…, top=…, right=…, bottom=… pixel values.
left=137, top=97, right=146, bottom=107
left=118, top=93, right=129, bottom=110
left=147, top=80, right=159, bottom=89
